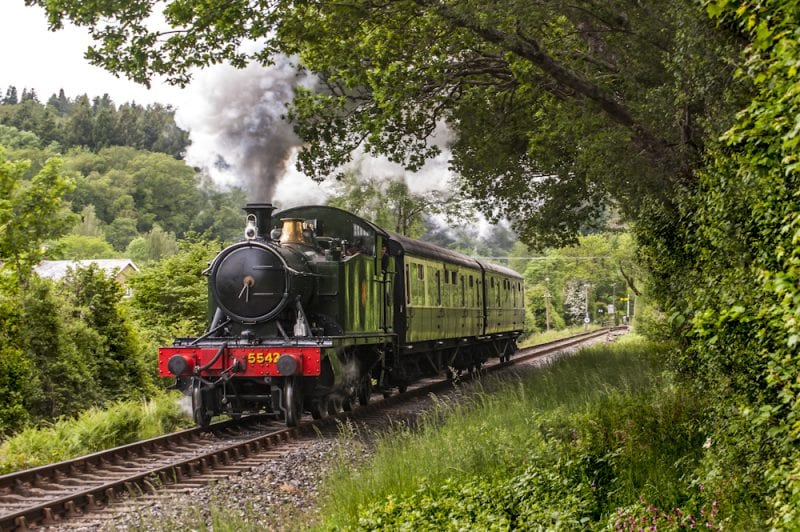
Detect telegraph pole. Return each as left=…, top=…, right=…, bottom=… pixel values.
left=544, top=277, right=551, bottom=331
left=584, top=283, right=590, bottom=331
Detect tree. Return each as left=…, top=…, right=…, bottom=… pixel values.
left=3, top=86, right=17, bottom=105
left=327, top=171, right=462, bottom=237
left=0, top=284, right=36, bottom=433
left=24, top=0, right=743, bottom=246
left=127, top=240, right=220, bottom=341
left=19, top=277, right=99, bottom=420
left=59, top=264, right=152, bottom=398
left=105, top=217, right=139, bottom=251
left=0, top=148, right=76, bottom=286
left=0, top=124, right=41, bottom=149
left=55, top=234, right=117, bottom=260
left=125, top=225, right=179, bottom=265
left=64, top=95, right=94, bottom=148
left=91, top=95, right=117, bottom=149
left=46, top=88, right=71, bottom=116
left=72, top=205, right=105, bottom=237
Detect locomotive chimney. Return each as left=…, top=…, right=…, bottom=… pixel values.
left=243, top=203, right=276, bottom=240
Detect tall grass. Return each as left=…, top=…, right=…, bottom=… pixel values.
left=317, top=336, right=736, bottom=529
left=0, top=391, right=192, bottom=474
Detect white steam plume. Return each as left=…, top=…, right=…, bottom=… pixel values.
left=177, top=61, right=455, bottom=206
left=176, top=59, right=318, bottom=203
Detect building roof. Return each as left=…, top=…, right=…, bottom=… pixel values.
left=34, top=259, right=139, bottom=281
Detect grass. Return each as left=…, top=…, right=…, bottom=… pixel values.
left=0, top=391, right=192, bottom=474
left=315, top=335, right=730, bottom=530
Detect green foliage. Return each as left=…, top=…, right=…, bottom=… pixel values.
left=326, top=171, right=463, bottom=238
left=0, top=285, right=35, bottom=434
left=55, top=234, right=118, bottom=260
left=125, top=225, right=179, bottom=265
left=0, top=148, right=76, bottom=285
left=127, top=240, right=220, bottom=341
left=523, top=233, right=638, bottom=331
left=60, top=265, right=152, bottom=399
left=356, top=469, right=595, bottom=531
left=19, top=277, right=99, bottom=420
left=61, top=146, right=244, bottom=244
left=0, top=124, right=41, bottom=149
left=0, top=392, right=190, bottom=474
left=623, top=0, right=800, bottom=526
left=320, top=338, right=744, bottom=529
left=0, top=88, right=189, bottom=157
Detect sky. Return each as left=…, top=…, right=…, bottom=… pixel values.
left=0, top=2, right=184, bottom=106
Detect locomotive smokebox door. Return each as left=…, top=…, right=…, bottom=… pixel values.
left=210, top=242, right=289, bottom=323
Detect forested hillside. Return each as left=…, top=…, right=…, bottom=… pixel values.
left=0, top=87, right=188, bottom=158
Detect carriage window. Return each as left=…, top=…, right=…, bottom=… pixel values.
left=469, top=275, right=473, bottom=287
left=461, top=276, right=465, bottom=305
left=436, top=271, right=441, bottom=306
left=417, top=264, right=425, bottom=280
left=444, top=268, right=449, bottom=284
left=451, top=271, right=457, bottom=284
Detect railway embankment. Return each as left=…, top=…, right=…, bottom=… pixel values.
left=316, top=334, right=729, bottom=530
left=96, top=332, right=760, bottom=530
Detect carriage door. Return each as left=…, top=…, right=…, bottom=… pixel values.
left=375, top=236, right=394, bottom=332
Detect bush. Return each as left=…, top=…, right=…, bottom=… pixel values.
left=0, top=392, right=190, bottom=474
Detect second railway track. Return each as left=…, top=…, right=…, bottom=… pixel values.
left=0, top=327, right=622, bottom=531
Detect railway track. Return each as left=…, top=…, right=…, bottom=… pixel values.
left=0, top=327, right=621, bottom=530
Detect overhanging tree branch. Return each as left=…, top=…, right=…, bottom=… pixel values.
left=415, top=0, right=679, bottom=170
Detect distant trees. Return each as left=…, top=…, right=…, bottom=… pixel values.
left=522, top=233, right=637, bottom=334
left=57, top=146, right=245, bottom=249
left=327, top=171, right=465, bottom=238
left=0, top=87, right=190, bottom=158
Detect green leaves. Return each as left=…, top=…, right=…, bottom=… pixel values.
left=0, top=148, right=76, bottom=284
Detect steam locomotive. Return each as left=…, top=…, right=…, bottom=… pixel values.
left=159, top=204, right=525, bottom=426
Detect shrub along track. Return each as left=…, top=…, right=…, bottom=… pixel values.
left=0, top=327, right=621, bottom=531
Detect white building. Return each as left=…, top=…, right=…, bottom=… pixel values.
left=34, top=259, right=139, bottom=296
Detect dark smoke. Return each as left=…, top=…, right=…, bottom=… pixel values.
left=178, top=58, right=312, bottom=202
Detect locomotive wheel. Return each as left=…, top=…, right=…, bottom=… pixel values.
left=342, top=395, right=354, bottom=412
left=284, top=377, right=302, bottom=427
left=310, top=399, right=325, bottom=420
left=192, top=379, right=212, bottom=428
left=357, top=376, right=372, bottom=406
left=327, top=395, right=343, bottom=415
